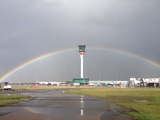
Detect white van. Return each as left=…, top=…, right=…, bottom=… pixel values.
left=4, top=85, right=12, bottom=90
left=73, top=83, right=80, bottom=86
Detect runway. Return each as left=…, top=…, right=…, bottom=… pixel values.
left=0, top=90, right=107, bottom=120
left=0, top=90, right=136, bottom=120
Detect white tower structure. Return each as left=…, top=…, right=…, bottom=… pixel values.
left=72, top=45, right=89, bottom=85
left=78, top=45, right=86, bottom=78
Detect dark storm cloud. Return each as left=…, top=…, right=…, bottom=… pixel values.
left=0, top=0, right=160, bottom=82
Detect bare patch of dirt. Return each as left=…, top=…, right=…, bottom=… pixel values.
left=107, top=114, right=139, bottom=120
left=100, top=104, right=139, bottom=120
left=116, top=107, right=139, bottom=114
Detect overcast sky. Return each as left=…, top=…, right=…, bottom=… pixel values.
left=0, top=0, right=160, bottom=83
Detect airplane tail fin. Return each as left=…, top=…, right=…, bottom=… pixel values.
left=35, top=79, right=40, bottom=84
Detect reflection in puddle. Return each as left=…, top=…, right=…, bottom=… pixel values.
left=81, top=95, right=84, bottom=116
left=23, top=107, right=41, bottom=114
left=81, top=109, right=83, bottom=116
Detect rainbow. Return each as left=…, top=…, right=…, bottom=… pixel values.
left=22, top=107, right=41, bottom=114
left=0, top=47, right=160, bottom=82
left=0, top=48, right=76, bottom=82
left=89, top=47, right=160, bottom=68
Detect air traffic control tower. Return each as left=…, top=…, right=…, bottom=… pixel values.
left=73, top=45, right=89, bottom=85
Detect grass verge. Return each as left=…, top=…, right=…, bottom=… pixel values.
left=0, top=94, right=31, bottom=107
left=67, top=88, right=160, bottom=120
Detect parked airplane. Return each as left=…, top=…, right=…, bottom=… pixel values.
left=36, top=79, right=60, bottom=86
left=89, top=80, right=128, bottom=86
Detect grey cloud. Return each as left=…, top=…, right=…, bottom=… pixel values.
left=0, top=0, right=160, bottom=82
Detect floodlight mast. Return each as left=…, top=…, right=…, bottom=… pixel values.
left=78, top=45, right=86, bottom=78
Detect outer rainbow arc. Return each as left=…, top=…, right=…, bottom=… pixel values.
left=0, top=47, right=160, bottom=82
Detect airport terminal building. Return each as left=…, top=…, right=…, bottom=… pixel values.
left=130, top=78, right=160, bottom=87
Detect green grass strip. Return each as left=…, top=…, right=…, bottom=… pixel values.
left=0, top=94, right=31, bottom=107
left=67, top=88, right=160, bottom=120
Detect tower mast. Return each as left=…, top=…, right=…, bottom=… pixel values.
left=78, top=45, right=86, bottom=78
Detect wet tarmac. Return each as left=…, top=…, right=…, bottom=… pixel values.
left=0, top=90, right=137, bottom=120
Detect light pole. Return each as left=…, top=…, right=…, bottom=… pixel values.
left=116, top=73, right=118, bottom=81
